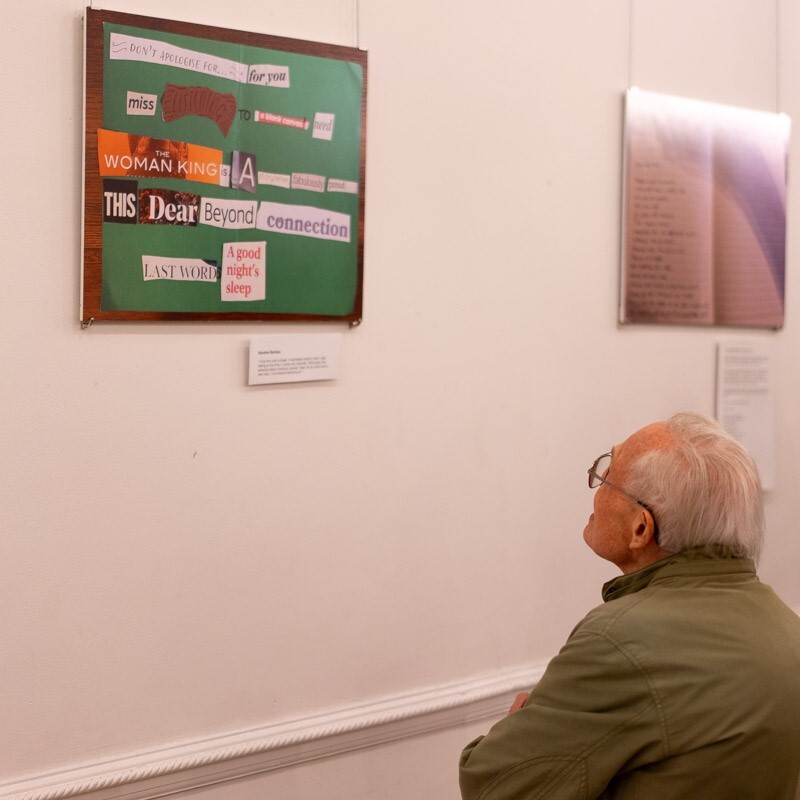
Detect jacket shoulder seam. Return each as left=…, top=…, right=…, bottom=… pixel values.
left=588, top=629, right=671, bottom=757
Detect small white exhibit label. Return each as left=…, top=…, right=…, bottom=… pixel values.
left=248, top=334, right=341, bottom=386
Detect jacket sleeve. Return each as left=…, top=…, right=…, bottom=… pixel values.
left=459, top=629, right=667, bottom=800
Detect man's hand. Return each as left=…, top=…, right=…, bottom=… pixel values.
left=508, top=691, right=529, bottom=714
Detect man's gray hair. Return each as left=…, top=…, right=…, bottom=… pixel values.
left=626, top=411, right=765, bottom=561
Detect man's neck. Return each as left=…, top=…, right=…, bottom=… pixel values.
left=618, top=545, right=674, bottom=575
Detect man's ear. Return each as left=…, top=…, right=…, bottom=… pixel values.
left=629, top=508, right=656, bottom=551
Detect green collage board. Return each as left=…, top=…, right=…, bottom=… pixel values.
left=95, top=15, right=364, bottom=318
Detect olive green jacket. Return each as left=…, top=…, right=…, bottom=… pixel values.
left=459, top=547, right=800, bottom=799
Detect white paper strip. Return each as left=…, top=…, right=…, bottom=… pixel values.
left=715, top=339, right=776, bottom=490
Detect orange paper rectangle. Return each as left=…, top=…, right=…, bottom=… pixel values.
left=97, top=128, right=224, bottom=185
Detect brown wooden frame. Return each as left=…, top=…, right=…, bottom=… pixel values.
left=82, top=8, right=367, bottom=324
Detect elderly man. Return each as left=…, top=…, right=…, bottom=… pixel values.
left=459, top=412, right=800, bottom=800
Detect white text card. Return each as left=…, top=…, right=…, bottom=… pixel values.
left=715, top=339, right=775, bottom=490
left=248, top=334, right=341, bottom=385
left=221, top=241, right=265, bottom=301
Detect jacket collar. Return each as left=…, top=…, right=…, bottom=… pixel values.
left=602, top=545, right=756, bottom=603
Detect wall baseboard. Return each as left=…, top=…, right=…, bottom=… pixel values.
left=6, top=600, right=799, bottom=800
left=0, top=664, right=545, bottom=800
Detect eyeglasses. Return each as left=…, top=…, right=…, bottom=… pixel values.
left=588, top=452, right=659, bottom=537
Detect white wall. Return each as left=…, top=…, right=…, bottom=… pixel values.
left=2, top=0, right=799, bottom=798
